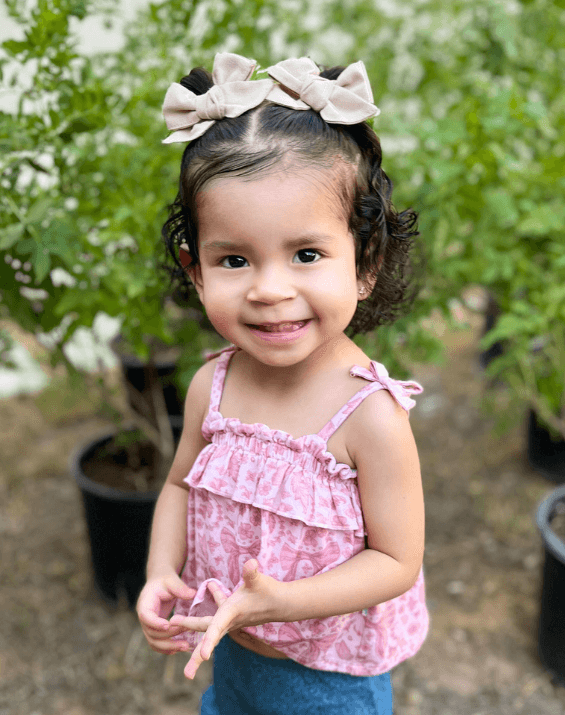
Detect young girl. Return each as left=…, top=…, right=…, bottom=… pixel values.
left=137, top=53, right=428, bottom=714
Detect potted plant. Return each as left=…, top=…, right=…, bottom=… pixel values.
left=324, top=0, right=565, bottom=454
left=0, top=0, right=332, bottom=606
left=0, top=0, right=228, bottom=607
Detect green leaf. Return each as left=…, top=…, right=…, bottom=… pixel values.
left=33, top=247, right=52, bottom=283
left=484, top=188, right=519, bottom=228
left=115, top=206, right=133, bottom=222
left=517, top=206, right=564, bottom=237
left=26, top=197, right=52, bottom=225
left=1, top=39, right=28, bottom=56
left=0, top=224, right=24, bottom=250
left=41, top=220, right=78, bottom=265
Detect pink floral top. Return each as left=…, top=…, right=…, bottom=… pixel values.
left=174, top=344, right=429, bottom=675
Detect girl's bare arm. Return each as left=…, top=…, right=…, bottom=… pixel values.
left=279, top=388, right=424, bottom=620
left=136, top=358, right=215, bottom=650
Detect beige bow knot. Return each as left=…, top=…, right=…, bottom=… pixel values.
left=162, top=52, right=273, bottom=143
left=296, top=73, right=333, bottom=112
left=266, top=57, right=380, bottom=125
left=193, top=85, right=227, bottom=121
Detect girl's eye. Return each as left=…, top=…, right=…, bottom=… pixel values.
left=294, top=249, right=321, bottom=264
left=219, top=249, right=321, bottom=269
left=220, top=255, right=248, bottom=269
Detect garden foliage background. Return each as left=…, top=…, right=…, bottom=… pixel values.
left=1, top=0, right=564, bottom=435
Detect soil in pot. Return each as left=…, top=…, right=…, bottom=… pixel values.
left=80, top=429, right=170, bottom=493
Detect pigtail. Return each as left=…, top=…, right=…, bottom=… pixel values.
left=349, top=125, right=420, bottom=334
left=318, top=66, right=421, bottom=334
left=180, top=67, right=214, bottom=94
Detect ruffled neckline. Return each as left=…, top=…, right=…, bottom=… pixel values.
left=201, top=346, right=423, bottom=478
left=203, top=409, right=359, bottom=477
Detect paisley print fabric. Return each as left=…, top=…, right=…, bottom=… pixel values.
left=174, top=345, right=428, bottom=675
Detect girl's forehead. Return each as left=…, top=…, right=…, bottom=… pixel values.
left=198, top=171, right=343, bottom=224
left=197, top=161, right=355, bottom=218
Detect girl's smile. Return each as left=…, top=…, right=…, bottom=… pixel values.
left=246, top=319, right=312, bottom=342
left=187, top=167, right=367, bottom=372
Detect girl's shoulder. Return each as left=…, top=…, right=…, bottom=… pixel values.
left=344, top=377, right=414, bottom=471
left=185, top=355, right=221, bottom=422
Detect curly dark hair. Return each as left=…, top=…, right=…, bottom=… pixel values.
left=160, top=64, right=420, bottom=336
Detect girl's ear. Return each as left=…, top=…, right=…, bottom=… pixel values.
left=179, top=243, right=204, bottom=302
left=357, top=265, right=379, bottom=300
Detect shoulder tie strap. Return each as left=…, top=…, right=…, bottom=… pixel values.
left=204, top=345, right=239, bottom=413
left=349, top=361, right=423, bottom=411
left=317, top=361, right=423, bottom=443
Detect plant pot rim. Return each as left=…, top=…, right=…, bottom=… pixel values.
left=69, top=427, right=164, bottom=503
left=110, top=335, right=181, bottom=367
left=536, top=484, right=565, bottom=564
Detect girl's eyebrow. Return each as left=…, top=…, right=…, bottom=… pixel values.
left=201, top=233, right=336, bottom=253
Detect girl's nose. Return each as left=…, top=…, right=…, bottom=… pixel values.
left=246, top=267, right=296, bottom=303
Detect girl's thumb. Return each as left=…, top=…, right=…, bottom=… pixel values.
left=171, top=576, right=196, bottom=599
left=243, top=559, right=260, bottom=582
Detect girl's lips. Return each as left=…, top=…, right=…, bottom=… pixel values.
left=246, top=320, right=312, bottom=342
left=248, top=320, right=308, bottom=333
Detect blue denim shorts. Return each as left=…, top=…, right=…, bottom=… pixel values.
left=200, top=635, right=394, bottom=715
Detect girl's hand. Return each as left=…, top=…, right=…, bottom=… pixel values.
left=169, top=559, right=284, bottom=679
left=137, top=574, right=197, bottom=654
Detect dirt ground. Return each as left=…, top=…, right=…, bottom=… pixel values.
left=2, top=315, right=565, bottom=715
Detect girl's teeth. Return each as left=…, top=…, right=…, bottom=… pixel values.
left=259, top=321, right=306, bottom=333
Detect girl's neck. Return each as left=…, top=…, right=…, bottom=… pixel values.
left=238, top=334, right=364, bottom=394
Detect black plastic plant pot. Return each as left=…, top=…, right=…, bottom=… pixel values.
left=120, top=354, right=183, bottom=418
left=70, top=417, right=182, bottom=609
left=536, top=485, right=565, bottom=684
left=528, top=410, right=565, bottom=483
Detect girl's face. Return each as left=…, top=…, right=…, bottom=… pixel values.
left=187, top=168, right=368, bottom=369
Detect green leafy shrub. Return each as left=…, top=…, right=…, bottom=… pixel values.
left=2, top=0, right=564, bottom=451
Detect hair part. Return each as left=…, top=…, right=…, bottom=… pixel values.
left=161, top=64, right=421, bottom=335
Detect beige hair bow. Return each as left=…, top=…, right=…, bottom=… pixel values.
left=162, top=53, right=273, bottom=143
left=265, top=57, right=380, bottom=125
left=162, top=53, right=379, bottom=144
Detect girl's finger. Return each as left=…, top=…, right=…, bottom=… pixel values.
left=138, top=612, right=171, bottom=631
left=148, top=638, right=192, bottom=655
left=208, top=582, right=228, bottom=606
left=199, top=633, right=217, bottom=662
left=184, top=639, right=207, bottom=679
left=168, top=614, right=213, bottom=632
left=143, top=622, right=188, bottom=639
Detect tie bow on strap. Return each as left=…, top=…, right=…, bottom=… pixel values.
left=350, top=362, right=423, bottom=411
left=266, top=57, right=380, bottom=125
left=162, top=52, right=273, bottom=144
